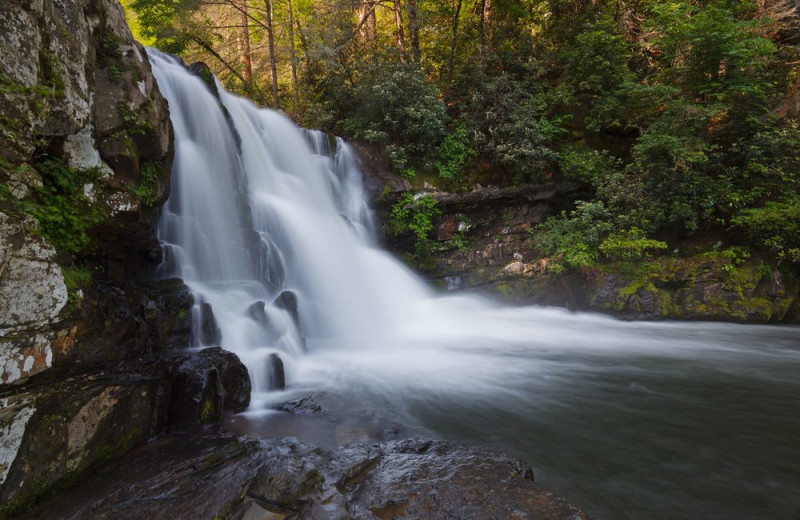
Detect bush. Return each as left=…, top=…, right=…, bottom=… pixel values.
left=390, top=192, right=441, bottom=256
left=465, top=72, right=564, bottom=182
left=731, top=201, right=800, bottom=262
left=435, top=125, right=476, bottom=180
left=341, top=62, right=448, bottom=167
left=533, top=201, right=615, bottom=270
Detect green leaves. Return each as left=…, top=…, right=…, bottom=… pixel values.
left=435, top=125, right=476, bottom=180
left=390, top=192, right=441, bottom=256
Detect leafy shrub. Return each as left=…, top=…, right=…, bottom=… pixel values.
left=533, top=201, right=615, bottom=270
left=390, top=192, right=441, bottom=255
left=435, top=125, right=476, bottom=180
left=342, top=63, right=447, bottom=167
left=466, top=73, right=564, bottom=181
left=731, top=201, right=800, bottom=262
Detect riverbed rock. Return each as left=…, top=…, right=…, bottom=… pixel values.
left=275, top=395, right=325, bottom=415
left=0, top=373, right=168, bottom=511
left=23, top=436, right=589, bottom=520
left=274, top=290, right=300, bottom=329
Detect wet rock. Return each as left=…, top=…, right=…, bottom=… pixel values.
left=245, top=300, right=269, bottom=326
left=188, top=62, right=219, bottom=98
left=24, top=436, right=589, bottom=520
left=275, top=395, right=324, bottom=415
left=274, top=291, right=300, bottom=329
left=502, top=260, right=525, bottom=275
left=268, top=353, right=286, bottom=391
left=168, top=347, right=251, bottom=432
left=199, top=301, right=222, bottom=346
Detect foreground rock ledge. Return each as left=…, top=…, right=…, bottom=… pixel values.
left=26, top=435, right=589, bottom=520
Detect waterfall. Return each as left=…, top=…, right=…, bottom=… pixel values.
left=148, top=50, right=433, bottom=397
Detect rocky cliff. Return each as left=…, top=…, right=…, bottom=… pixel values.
left=0, top=0, right=195, bottom=512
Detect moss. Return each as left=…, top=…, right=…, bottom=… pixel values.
left=37, top=47, right=66, bottom=97
left=133, top=161, right=159, bottom=205
left=61, top=266, right=93, bottom=306
left=200, top=398, right=215, bottom=422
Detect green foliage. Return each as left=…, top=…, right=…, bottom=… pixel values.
left=128, top=0, right=196, bottom=53
left=465, top=72, right=564, bottom=181
left=339, top=63, right=448, bottom=168
left=117, top=102, right=154, bottom=136
left=61, top=266, right=93, bottom=305
left=390, top=193, right=442, bottom=255
left=533, top=201, right=616, bottom=271
left=731, top=201, right=800, bottom=262
left=435, top=126, right=476, bottom=180
left=599, top=228, right=667, bottom=262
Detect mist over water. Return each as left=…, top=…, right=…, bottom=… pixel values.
left=148, top=49, right=800, bottom=520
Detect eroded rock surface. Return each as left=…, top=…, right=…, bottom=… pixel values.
left=25, top=436, right=589, bottom=520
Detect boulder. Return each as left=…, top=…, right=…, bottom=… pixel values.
left=168, top=347, right=251, bottom=433
left=245, top=300, right=268, bottom=326
left=268, top=353, right=286, bottom=391
left=274, top=395, right=324, bottom=416
left=0, top=212, right=68, bottom=340
left=274, top=290, right=300, bottom=330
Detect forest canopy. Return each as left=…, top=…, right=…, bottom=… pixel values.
left=123, top=0, right=800, bottom=267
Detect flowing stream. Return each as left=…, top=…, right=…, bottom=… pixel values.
left=148, top=50, right=800, bottom=520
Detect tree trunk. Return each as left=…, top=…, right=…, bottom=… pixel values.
left=295, top=15, right=311, bottom=78
left=479, top=0, right=491, bottom=54
left=407, top=0, right=420, bottom=62
left=237, top=0, right=253, bottom=87
left=357, top=0, right=377, bottom=46
left=286, top=0, right=300, bottom=110
left=393, top=0, right=406, bottom=61
left=263, top=0, right=280, bottom=109
left=447, top=0, right=463, bottom=88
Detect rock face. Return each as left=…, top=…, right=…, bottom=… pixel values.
left=0, top=0, right=244, bottom=512
left=0, top=0, right=173, bottom=279
left=376, top=182, right=800, bottom=323
left=25, top=436, right=589, bottom=520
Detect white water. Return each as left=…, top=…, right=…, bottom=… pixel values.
left=148, top=50, right=800, bottom=520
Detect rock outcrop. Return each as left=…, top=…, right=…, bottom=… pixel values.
left=25, top=435, right=589, bottom=520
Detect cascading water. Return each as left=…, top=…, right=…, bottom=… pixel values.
left=148, top=49, right=800, bottom=520
left=149, top=49, right=433, bottom=397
